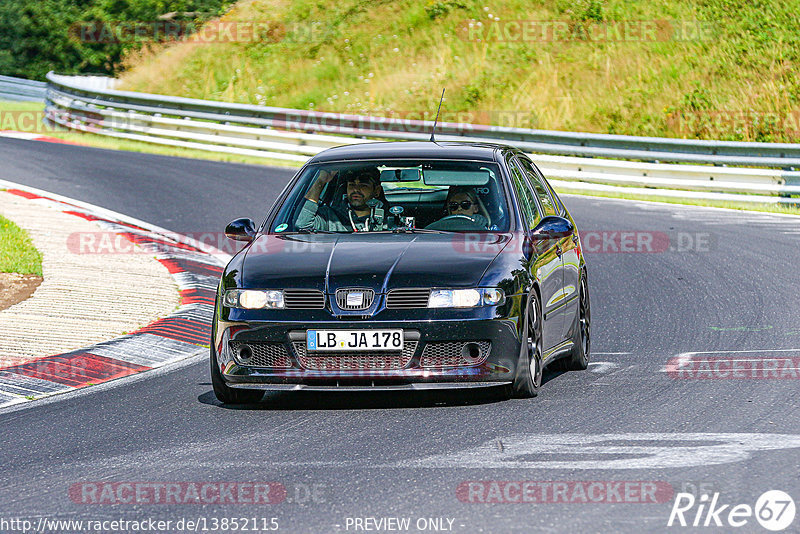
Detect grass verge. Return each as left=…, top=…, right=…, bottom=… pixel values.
left=0, top=214, right=43, bottom=276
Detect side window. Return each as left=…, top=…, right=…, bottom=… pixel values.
left=508, top=159, right=540, bottom=229
left=543, top=179, right=566, bottom=216
left=518, top=157, right=557, bottom=217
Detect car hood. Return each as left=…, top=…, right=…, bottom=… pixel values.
left=238, top=233, right=512, bottom=292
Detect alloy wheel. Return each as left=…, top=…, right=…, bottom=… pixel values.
left=527, top=297, right=543, bottom=387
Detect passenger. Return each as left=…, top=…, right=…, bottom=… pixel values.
left=442, top=186, right=489, bottom=229
left=296, top=167, right=394, bottom=232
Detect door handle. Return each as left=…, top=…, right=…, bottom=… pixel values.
left=556, top=245, right=562, bottom=257
left=572, top=233, right=579, bottom=244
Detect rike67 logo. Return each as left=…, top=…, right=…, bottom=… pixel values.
left=668, top=490, right=795, bottom=531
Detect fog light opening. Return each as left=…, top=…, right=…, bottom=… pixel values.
left=238, top=344, right=253, bottom=362
left=462, top=342, right=482, bottom=364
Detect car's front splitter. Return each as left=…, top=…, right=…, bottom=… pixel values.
left=228, top=381, right=510, bottom=392
left=216, top=317, right=522, bottom=388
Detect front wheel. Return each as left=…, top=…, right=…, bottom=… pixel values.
left=511, top=292, right=543, bottom=398
left=557, top=272, right=591, bottom=371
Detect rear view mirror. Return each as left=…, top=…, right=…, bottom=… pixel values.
left=225, top=218, right=257, bottom=242
left=530, top=216, right=574, bottom=240
left=379, top=168, right=422, bottom=182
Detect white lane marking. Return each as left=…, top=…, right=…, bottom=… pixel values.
left=660, top=369, right=800, bottom=373
left=679, top=349, right=800, bottom=355
left=403, top=433, right=800, bottom=470
left=660, top=368, right=800, bottom=372
left=0, top=131, right=47, bottom=141
left=667, top=360, right=797, bottom=363
left=588, top=362, right=620, bottom=374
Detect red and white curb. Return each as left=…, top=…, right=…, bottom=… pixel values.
left=0, top=184, right=230, bottom=408
left=0, top=130, right=79, bottom=145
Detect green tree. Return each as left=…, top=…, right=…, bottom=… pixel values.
left=0, top=0, right=233, bottom=80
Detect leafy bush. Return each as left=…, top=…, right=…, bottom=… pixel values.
left=425, top=0, right=467, bottom=21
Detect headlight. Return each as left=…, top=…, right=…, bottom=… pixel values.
left=482, top=288, right=505, bottom=306
left=224, top=289, right=285, bottom=309
left=428, top=288, right=504, bottom=308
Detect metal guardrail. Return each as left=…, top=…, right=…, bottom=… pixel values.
left=40, top=73, right=800, bottom=204
left=0, top=75, right=47, bottom=102
left=46, top=73, right=800, bottom=169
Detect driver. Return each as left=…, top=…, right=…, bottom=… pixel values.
left=296, top=167, right=394, bottom=232
left=441, top=186, right=489, bottom=229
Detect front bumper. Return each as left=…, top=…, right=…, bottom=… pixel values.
left=228, top=382, right=507, bottom=392
left=214, top=317, right=522, bottom=390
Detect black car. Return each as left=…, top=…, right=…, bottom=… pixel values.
left=211, top=141, right=590, bottom=403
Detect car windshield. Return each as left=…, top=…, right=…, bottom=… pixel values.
left=271, top=159, right=509, bottom=234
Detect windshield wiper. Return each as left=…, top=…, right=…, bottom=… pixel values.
left=389, top=227, right=454, bottom=234
left=287, top=228, right=337, bottom=234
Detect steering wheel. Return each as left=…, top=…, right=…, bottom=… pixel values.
left=426, top=214, right=486, bottom=231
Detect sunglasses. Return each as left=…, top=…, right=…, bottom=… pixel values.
left=448, top=200, right=475, bottom=210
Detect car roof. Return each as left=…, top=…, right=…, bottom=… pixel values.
left=308, top=141, right=521, bottom=163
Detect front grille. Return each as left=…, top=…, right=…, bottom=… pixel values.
left=230, top=341, right=293, bottom=368
left=284, top=289, right=325, bottom=309
left=335, top=288, right=375, bottom=310
left=420, top=341, right=491, bottom=368
left=386, top=288, right=430, bottom=309
left=292, top=341, right=418, bottom=370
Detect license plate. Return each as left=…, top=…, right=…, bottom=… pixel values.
left=306, top=330, right=403, bottom=351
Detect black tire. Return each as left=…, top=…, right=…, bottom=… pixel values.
left=511, top=291, right=543, bottom=398
left=210, top=329, right=264, bottom=405
left=556, top=272, right=591, bottom=371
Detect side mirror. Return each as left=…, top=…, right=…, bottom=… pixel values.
left=225, top=218, right=257, bottom=242
left=530, top=216, right=574, bottom=240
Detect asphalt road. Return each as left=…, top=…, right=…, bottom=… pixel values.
left=2, top=137, right=800, bottom=533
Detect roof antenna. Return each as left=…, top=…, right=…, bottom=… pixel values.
left=430, top=88, right=445, bottom=142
